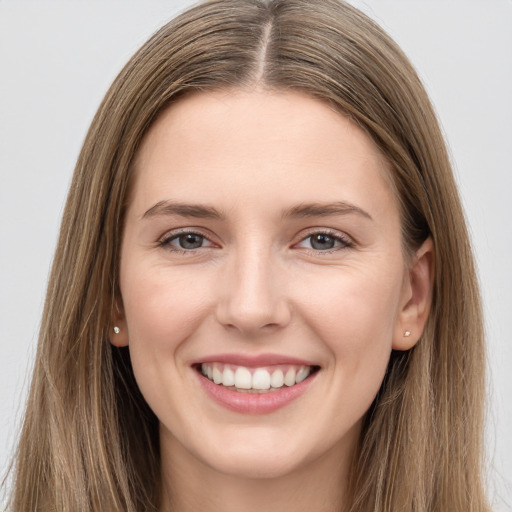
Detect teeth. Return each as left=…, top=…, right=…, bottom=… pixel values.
left=270, top=369, right=284, bottom=388
left=234, top=367, right=252, bottom=389
left=212, top=366, right=223, bottom=384
left=296, top=367, right=309, bottom=383
left=284, top=368, right=296, bottom=387
left=200, top=363, right=314, bottom=391
left=223, top=367, right=235, bottom=387
left=252, top=369, right=271, bottom=390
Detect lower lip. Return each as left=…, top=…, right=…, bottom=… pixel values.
left=196, top=370, right=317, bottom=414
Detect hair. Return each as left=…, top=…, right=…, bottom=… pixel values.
left=7, top=0, right=489, bottom=510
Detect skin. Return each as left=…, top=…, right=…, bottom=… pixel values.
left=112, top=89, right=433, bottom=512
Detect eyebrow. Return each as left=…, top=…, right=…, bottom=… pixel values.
left=142, top=200, right=372, bottom=221
left=282, top=201, right=373, bottom=221
left=142, top=200, right=225, bottom=220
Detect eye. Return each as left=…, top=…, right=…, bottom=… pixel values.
left=296, top=231, right=352, bottom=252
left=160, top=231, right=214, bottom=251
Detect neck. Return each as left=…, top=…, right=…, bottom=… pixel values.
left=158, top=427, right=357, bottom=512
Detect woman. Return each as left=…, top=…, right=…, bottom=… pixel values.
left=7, top=0, right=490, bottom=510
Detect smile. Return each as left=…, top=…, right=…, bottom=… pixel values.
left=199, top=363, right=317, bottom=393
left=194, top=358, right=320, bottom=414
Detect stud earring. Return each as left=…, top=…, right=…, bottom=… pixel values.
left=113, top=326, right=120, bottom=334
left=404, top=330, right=411, bottom=337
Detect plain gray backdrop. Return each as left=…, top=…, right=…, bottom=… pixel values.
left=1, top=1, right=511, bottom=509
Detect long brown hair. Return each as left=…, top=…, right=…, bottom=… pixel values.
left=8, top=1, right=489, bottom=510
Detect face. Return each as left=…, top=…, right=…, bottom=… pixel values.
left=116, top=89, right=428, bottom=480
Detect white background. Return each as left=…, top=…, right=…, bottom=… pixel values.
left=1, top=1, right=511, bottom=509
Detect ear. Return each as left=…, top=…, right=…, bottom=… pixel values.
left=108, top=298, right=129, bottom=347
left=393, top=237, right=435, bottom=350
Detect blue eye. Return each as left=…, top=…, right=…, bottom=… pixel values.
left=297, top=232, right=351, bottom=251
left=309, top=233, right=336, bottom=250
left=161, top=232, right=213, bottom=251
left=174, top=233, right=205, bottom=249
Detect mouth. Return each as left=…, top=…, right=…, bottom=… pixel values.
left=195, top=362, right=320, bottom=394
left=192, top=354, right=321, bottom=414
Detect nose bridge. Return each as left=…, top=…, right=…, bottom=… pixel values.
left=216, top=240, right=290, bottom=334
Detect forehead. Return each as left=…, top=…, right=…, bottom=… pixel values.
left=129, top=89, right=397, bottom=223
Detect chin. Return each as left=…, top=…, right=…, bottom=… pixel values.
left=188, top=422, right=347, bottom=481
left=202, top=447, right=310, bottom=480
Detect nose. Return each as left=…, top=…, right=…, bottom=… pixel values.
left=215, top=247, right=292, bottom=336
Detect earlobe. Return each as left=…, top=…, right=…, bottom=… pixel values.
left=108, top=300, right=129, bottom=347
left=393, top=237, right=435, bottom=351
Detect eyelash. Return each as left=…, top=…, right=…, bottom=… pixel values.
left=158, top=228, right=353, bottom=254
left=158, top=229, right=214, bottom=254
left=296, top=229, right=354, bottom=253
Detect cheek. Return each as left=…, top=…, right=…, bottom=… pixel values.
left=119, top=264, right=215, bottom=394
left=293, top=263, right=403, bottom=404
left=122, top=265, right=208, bottom=342
left=119, top=264, right=215, bottom=427
left=295, top=262, right=403, bottom=347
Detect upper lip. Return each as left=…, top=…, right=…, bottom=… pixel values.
left=191, top=353, right=318, bottom=368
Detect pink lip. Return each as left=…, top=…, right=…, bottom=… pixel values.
left=197, top=374, right=316, bottom=414
left=192, top=353, right=317, bottom=368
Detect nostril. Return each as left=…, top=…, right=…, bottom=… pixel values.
left=215, top=297, right=292, bottom=335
